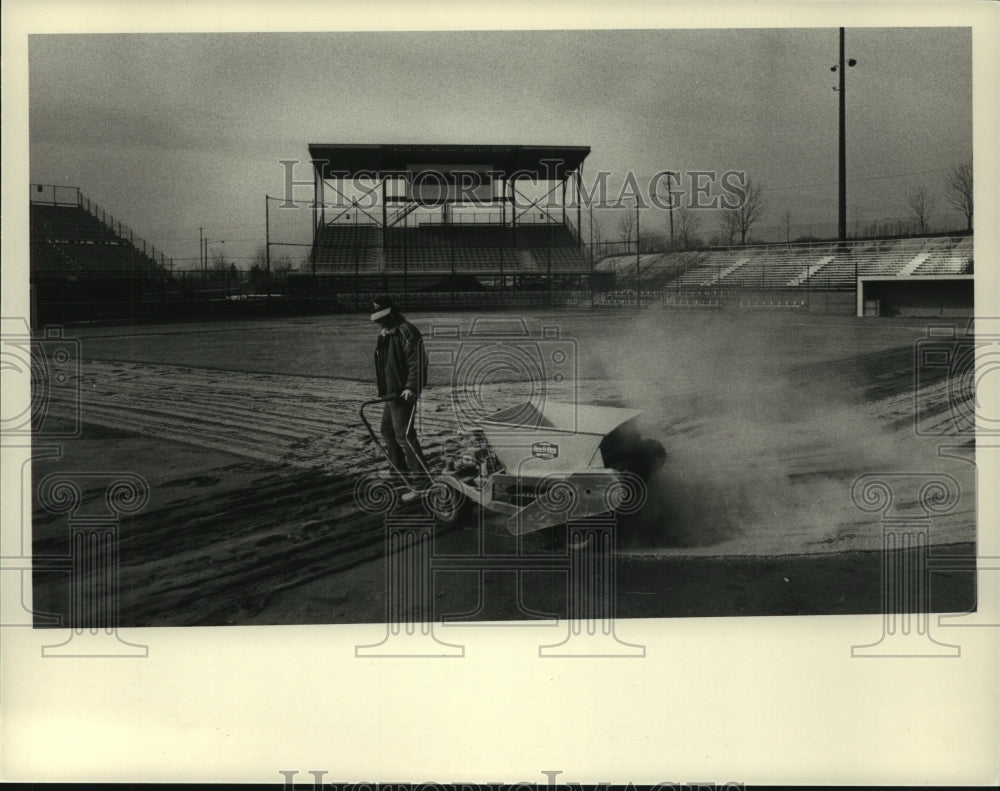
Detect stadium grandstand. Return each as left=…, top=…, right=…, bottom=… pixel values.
left=28, top=184, right=280, bottom=325
left=29, top=184, right=178, bottom=324
left=28, top=144, right=973, bottom=323
left=593, top=233, right=972, bottom=315
left=290, top=143, right=594, bottom=310
left=287, top=142, right=973, bottom=318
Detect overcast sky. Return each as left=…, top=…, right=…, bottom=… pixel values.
left=28, top=27, right=971, bottom=268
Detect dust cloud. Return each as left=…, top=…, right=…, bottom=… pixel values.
left=589, top=311, right=927, bottom=551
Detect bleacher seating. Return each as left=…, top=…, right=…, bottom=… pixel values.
left=313, top=222, right=589, bottom=275
left=313, top=225, right=379, bottom=271
left=30, top=202, right=161, bottom=276
left=30, top=204, right=117, bottom=242
left=384, top=226, right=503, bottom=272
left=912, top=236, right=973, bottom=275
left=313, top=222, right=972, bottom=303
left=600, top=235, right=973, bottom=291
left=514, top=225, right=588, bottom=271
left=30, top=240, right=77, bottom=271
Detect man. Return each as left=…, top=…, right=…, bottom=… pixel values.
left=371, top=294, right=429, bottom=490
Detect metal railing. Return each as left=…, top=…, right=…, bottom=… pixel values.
left=323, top=207, right=569, bottom=227
left=30, top=183, right=174, bottom=272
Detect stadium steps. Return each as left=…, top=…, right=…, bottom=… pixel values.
left=386, top=202, right=420, bottom=227
left=704, top=256, right=750, bottom=285
left=898, top=252, right=930, bottom=277
left=787, top=256, right=834, bottom=287
left=913, top=237, right=972, bottom=275
left=672, top=252, right=729, bottom=286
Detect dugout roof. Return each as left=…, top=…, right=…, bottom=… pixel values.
left=307, top=144, right=590, bottom=179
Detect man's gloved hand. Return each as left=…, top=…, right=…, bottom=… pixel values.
left=400, top=389, right=416, bottom=402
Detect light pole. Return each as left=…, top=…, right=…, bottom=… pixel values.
left=666, top=171, right=676, bottom=250
left=654, top=172, right=678, bottom=250
left=832, top=28, right=857, bottom=242
left=265, top=194, right=271, bottom=304
left=205, top=239, right=226, bottom=288
left=635, top=200, right=641, bottom=310
left=589, top=200, right=594, bottom=309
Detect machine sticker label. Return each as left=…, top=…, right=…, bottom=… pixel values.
left=531, top=441, right=559, bottom=460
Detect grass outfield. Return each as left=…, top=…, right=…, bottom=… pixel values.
left=32, top=309, right=977, bottom=625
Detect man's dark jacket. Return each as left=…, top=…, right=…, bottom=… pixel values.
left=374, top=317, right=428, bottom=398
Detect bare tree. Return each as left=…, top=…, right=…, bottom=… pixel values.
left=591, top=213, right=605, bottom=247
left=210, top=249, right=229, bottom=272
left=946, top=159, right=973, bottom=232
left=675, top=207, right=701, bottom=250
left=617, top=209, right=635, bottom=250
left=270, top=255, right=293, bottom=281
left=250, top=244, right=267, bottom=269
left=719, top=176, right=766, bottom=245
left=639, top=231, right=666, bottom=253
left=719, top=211, right=739, bottom=246
left=906, top=184, right=936, bottom=235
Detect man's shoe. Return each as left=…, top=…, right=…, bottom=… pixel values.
left=399, top=480, right=429, bottom=503
left=400, top=486, right=426, bottom=503
left=375, top=469, right=400, bottom=480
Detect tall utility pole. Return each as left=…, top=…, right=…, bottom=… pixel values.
left=838, top=27, right=846, bottom=241
left=635, top=201, right=641, bottom=310
left=834, top=28, right=857, bottom=242
left=265, top=195, right=271, bottom=305
left=199, top=226, right=204, bottom=276
left=666, top=171, right=676, bottom=250
left=589, top=200, right=595, bottom=309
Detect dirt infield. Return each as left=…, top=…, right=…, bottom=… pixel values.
left=32, top=309, right=977, bottom=625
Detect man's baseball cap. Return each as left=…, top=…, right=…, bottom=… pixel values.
left=370, top=294, right=395, bottom=321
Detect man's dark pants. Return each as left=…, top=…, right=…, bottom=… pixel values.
left=380, top=398, right=427, bottom=481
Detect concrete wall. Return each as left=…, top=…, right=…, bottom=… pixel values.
left=858, top=278, right=973, bottom=318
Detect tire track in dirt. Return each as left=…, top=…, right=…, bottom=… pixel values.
left=32, top=463, right=400, bottom=626
left=36, top=361, right=474, bottom=625
left=48, top=360, right=466, bottom=471
left=33, top=347, right=977, bottom=625
left=36, top=359, right=588, bottom=625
